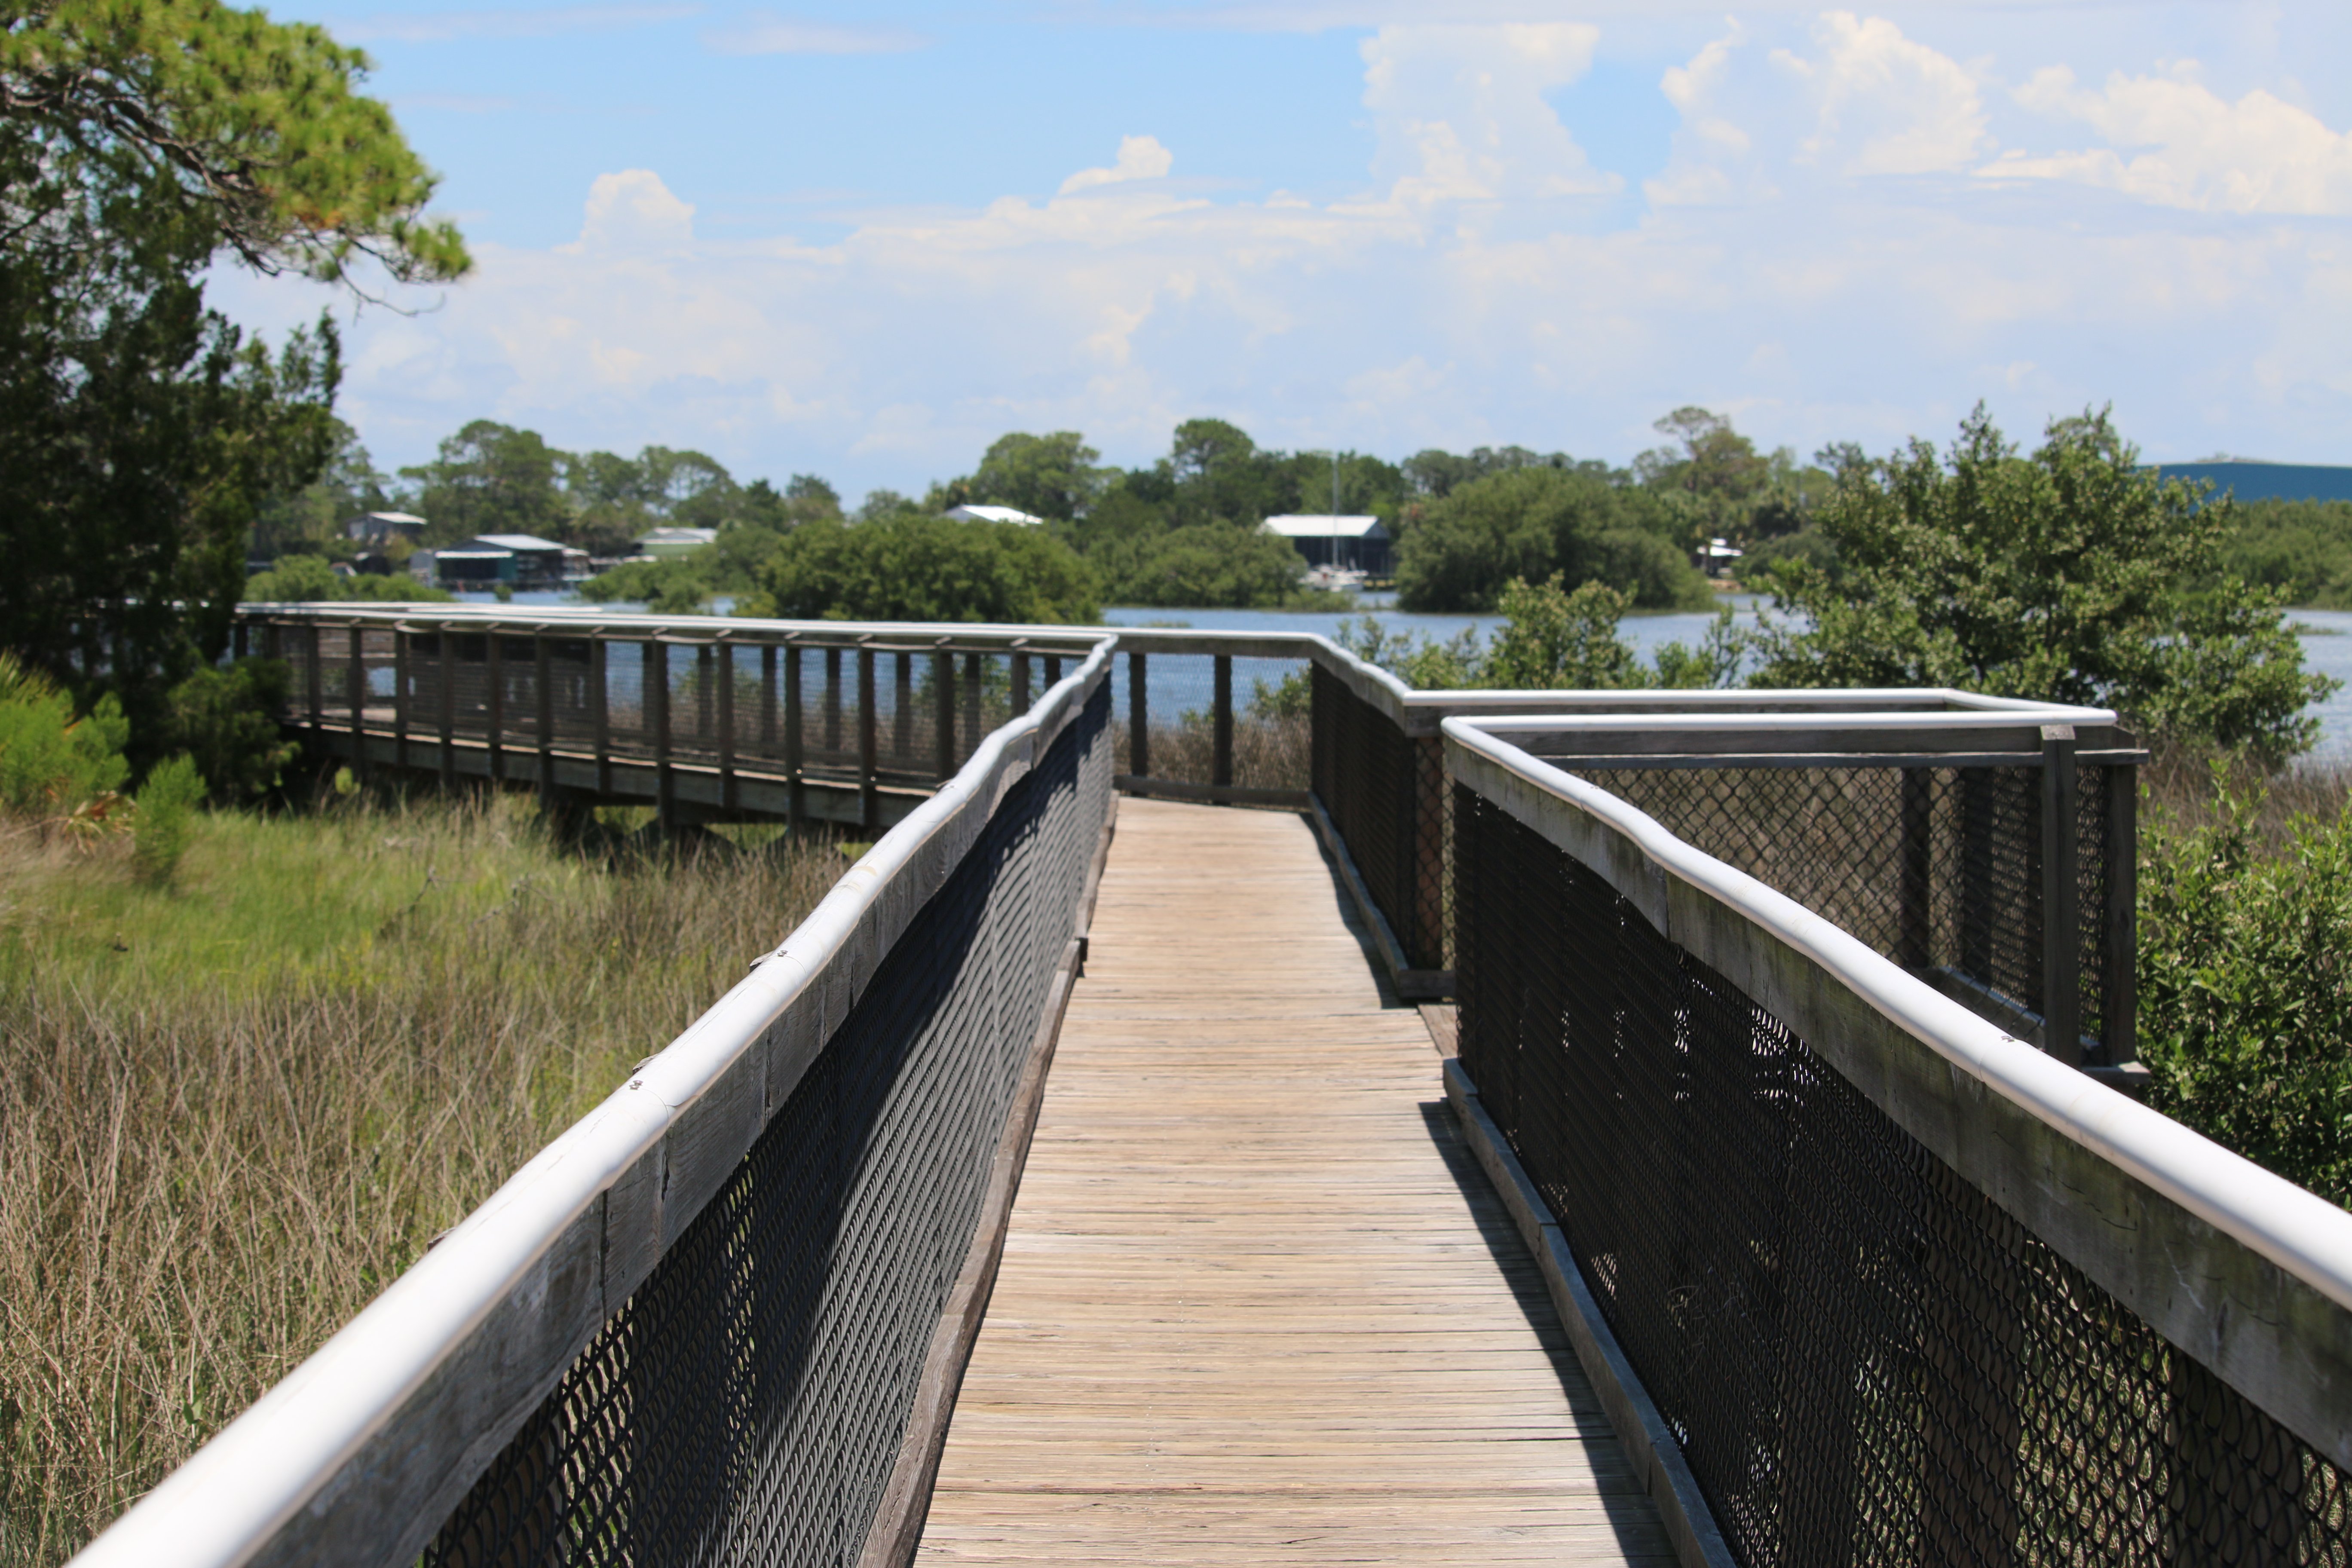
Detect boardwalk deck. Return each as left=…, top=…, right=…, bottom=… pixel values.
left=915, top=798, right=1672, bottom=1565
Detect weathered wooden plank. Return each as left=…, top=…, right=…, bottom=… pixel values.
left=915, top=798, right=1666, bottom=1568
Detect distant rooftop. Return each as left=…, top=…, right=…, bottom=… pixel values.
left=471, top=534, right=570, bottom=552
left=944, top=505, right=1045, bottom=526
left=1262, top=514, right=1387, bottom=539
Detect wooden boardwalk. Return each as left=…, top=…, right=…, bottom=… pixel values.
left=914, top=799, right=1672, bottom=1565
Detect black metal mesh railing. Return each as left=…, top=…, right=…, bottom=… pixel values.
left=1310, top=665, right=1445, bottom=971
left=420, top=680, right=1111, bottom=1568
left=1586, top=762, right=2120, bottom=1061
left=1454, top=787, right=2349, bottom=1568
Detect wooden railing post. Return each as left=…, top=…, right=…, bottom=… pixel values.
left=650, top=640, right=674, bottom=832
left=485, top=633, right=505, bottom=783
left=591, top=637, right=611, bottom=797
left=785, top=643, right=805, bottom=826
left=894, top=652, right=913, bottom=769
left=963, top=652, right=982, bottom=747
left=1128, top=651, right=1148, bottom=778
left=718, top=640, right=738, bottom=815
left=858, top=646, right=877, bottom=831
left=1044, top=654, right=1061, bottom=688
left=2040, top=726, right=2081, bottom=1067
left=305, top=624, right=323, bottom=729
left=934, top=647, right=955, bottom=780
left=1212, top=654, right=1233, bottom=791
left=437, top=628, right=456, bottom=791
left=346, top=622, right=368, bottom=782
left=759, top=644, right=778, bottom=756
left=824, top=646, right=843, bottom=756
left=232, top=618, right=249, bottom=661
left=393, top=628, right=410, bottom=771
left=1011, top=650, right=1031, bottom=714
left=696, top=644, right=715, bottom=742
left=534, top=634, right=554, bottom=811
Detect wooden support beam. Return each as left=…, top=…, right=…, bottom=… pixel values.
left=592, top=638, right=611, bottom=797
left=535, top=635, right=555, bottom=810
left=934, top=649, right=956, bottom=780
left=347, top=624, right=368, bottom=783
left=437, top=631, right=456, bottom=791
left=962, top=651, right=981, bottom=749
left=1011, top=651, right=1031, bottom=715
left=760, top=644, right=778, bottom=756
left=824, top=646, right=843, bottom=755
left=2104, top=762, right=2138, bottom=1067
left=485, top=634, right=504, bottom=783
left=393, top=630, right=410, bottom=771
left=1898, top=767, right=1932, bottom=971
left=894, top=652, right=913, bottom=771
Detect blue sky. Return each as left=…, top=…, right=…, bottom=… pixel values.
left=215, top=0, right=2352, bottom=497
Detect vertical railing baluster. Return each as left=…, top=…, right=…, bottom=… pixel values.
left=824, top=646, right=843, bottom=757
left=535, top=634, right=554, bottom=812
left=719, top=640, right=738, bottom=815
left=2040, top=725, right=2081, bottom=1067
left=1213, top=654, right=1233, bottom=790
left=592, top=637, right=611, bottom=798
left=393, top=628, right=410, bottom=771
left=1011, top=650, right=1031, bottom=714
left=760, top=644, right=778, bottom=756
left=485, top=632, right=505, bottom=783
left=858, top=646, right=877, bottom=831
left=963, top=652, right=982, bottom=746
left=305, top=623, right=324, bottom=731
left=894, top=651, right=913, bottom=770
left=697, top=644, right=715, bottom=744
left=934, top=647, right=955, bottom=780
left=785, top=643, right=805, bottom=826
left=1128, top=651, right=1148, bottom=779
left=347, top=621, right=367, bottom=783
left=1044, top=654, right=1061, bottom=688
left=437, top=627, right=456, bottom=792
left=650, top=640, right=674, bottom=832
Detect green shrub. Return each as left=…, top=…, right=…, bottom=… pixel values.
left=1395, top=466, right=1711, bottom=612
left=0, top=653, right=131, bottom=816
left=2139, top=775, right=2352, bottom=1205
left=760, top=514, right=1100, bottom=623
left=159, top=660, right=298, bottom=805
left=242, top=554, right=450, bottom=603
left=130, top=756, right=205, bottom=886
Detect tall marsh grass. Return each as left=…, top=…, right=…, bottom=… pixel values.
left=0, top=790, right=842, bottom=1565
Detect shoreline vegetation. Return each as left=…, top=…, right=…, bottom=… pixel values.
left=0, top=789, right=844, bottom=1566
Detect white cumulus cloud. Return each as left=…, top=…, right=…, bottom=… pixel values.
left=1359, top=24, right=1619, bottom=208
left=1774, top=12, right=1990, bottom=176
left=1985, top=66, right=2352, bottom=214
left=1060, top=136, right=1177, bottom=194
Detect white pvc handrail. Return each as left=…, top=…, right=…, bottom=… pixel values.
left=1445, top=715, right=2352, bottom=1317
left=72, top=640, right=1117, bottom=1568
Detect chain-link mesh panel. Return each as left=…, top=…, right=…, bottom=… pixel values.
left=1310, top=665, right=1443, bottom=969
left=1585, top=763, right=2116, bottom=1059
left=423, top=681, right=1109, bottom=1568
left=1455, top=786, right=2348, bottom=1568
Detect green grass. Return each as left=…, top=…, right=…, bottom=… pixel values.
left=0, top=789, right=843, bottom=1566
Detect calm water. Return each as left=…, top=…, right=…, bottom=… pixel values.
left=446, top=588, right=2352, bottom=755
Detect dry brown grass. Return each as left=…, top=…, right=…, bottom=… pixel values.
left=2142, top=740, right=2352, bottom=851
left=0, top=791, right=842, bottom=1565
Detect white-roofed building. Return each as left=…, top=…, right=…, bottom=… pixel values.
left=1261, top=514, right=1391, bottom=575
left=943, top=504, right=1046, bottom=526
left=634, top=526, right=720, bottom=559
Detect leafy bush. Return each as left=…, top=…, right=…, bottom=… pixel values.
left=2139, top=776, right=2352, bottom=1205
left=159, top=660, right=298, bottom=805
left=1748, top=407, right=2334, bottom=761
left=1094, top=524, right=1306, bottom=609
left=1322, top=576, right=1745, bottom=692
left=1395, top=466, right=1711, bottom=612
left=131, top=756, right=205, bottom=887
left=241, top=554, right=450, bottom=603
left=2216, top=498, right=2352, bottom=609
left=759, top=514, right=1100, bottom=623
left=0, top=653, right=130, bottom=816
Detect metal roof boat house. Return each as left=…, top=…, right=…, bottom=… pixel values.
left=431, top=535, right=577, bottom=589
left=1263, top=512, right=1392, bottom=575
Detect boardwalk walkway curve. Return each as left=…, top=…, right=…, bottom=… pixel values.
left=916, top=799, right=1672, bottom=1565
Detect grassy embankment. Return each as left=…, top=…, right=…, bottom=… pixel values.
left=0, top=791, right=842, bottom=1567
